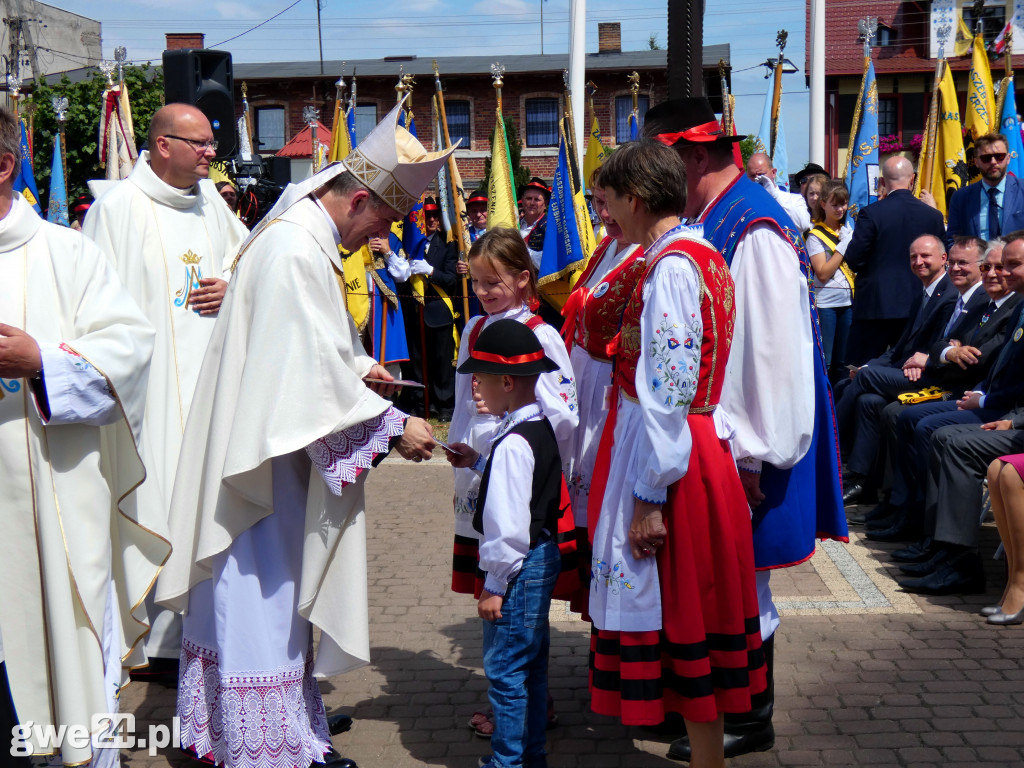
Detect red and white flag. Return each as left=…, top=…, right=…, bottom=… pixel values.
left=994, top=19, right=1014, bottom=54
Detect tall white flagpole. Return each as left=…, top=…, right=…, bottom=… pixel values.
left=570, top=0, right=586, bottom=171
left=809, top=0, right=826, bottom=165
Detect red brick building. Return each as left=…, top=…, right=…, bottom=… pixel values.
left=808, top=0, right=1024, bottom=175
left=228, top=25, right=731, bottom=186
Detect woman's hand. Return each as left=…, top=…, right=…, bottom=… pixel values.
left=629, top=499, right=667, bottom=559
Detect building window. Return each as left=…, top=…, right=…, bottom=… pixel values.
left=446, top=100, right=471, bottom=148
left=878, top=97, right=898, bottom=138
left=254, top=106, right=285, bottom=152
left=615, top=94, right=650, bottom=143
left=962, top=3, right=1006, bottom=44
left=354, top=104, right=378, bottom=144
left=525, top=98, right=559, bottom=147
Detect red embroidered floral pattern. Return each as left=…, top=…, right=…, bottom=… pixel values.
left=177, top=638, right=331, bottom=768
left=305, top=406, right=406, bottom=495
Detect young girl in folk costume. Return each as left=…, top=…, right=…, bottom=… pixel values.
left=587, top=141, right=765, bottom=768
left=806, top=180, right=854, bottom=377
left=449, top=227, right=578, bottom=737
left=560, top=172, right=645, bottom=617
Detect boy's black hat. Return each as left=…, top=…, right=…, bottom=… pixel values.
left=457, top=319, right=559, bottom=376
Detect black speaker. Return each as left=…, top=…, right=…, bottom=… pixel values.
left=263, top=156, right=292, bottom=186
left=162, top=48, right=237, bottom=159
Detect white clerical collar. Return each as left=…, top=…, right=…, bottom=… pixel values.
left=0, top=193, right=41, bottom=251
left=495, top=401, right=543, bottom=439
left=129, top=150, right=202, bottom=210
left=312, top=195, right=341, bottom=245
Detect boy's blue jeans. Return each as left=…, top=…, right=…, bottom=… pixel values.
left=482, top=537, right=559, bottom=768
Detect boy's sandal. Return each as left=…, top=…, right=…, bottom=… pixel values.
left=469, top=710, right=495, bottom=738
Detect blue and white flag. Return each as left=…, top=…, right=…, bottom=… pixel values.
left=539, top=128, right=586, bottom=286
left=846, top=59, right=879, bottom=221
left=46, top=134, right=68, bottom=226
left=628, top=110, right=639, bottom=142
left=14, top=119, right=41, bottom=215
left=1001, top=76, right=1024, bottom=180
left=772, top=109, right=789, bottom=191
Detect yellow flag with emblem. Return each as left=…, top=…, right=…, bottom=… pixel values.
left=582, top=114, right=611, bottom=190
left=915, top=62, right=967, bottom=218
left=964, top=33, right=996, bottom=183
left=487, top=113, right=518, bottom=229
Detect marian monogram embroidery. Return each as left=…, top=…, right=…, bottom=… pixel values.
left=174, top=250, right=203, bottom=308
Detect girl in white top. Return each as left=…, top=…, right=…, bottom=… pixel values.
left=448, top=227, right=578, bottom=596
left=805, top=179, right=854, bottom=371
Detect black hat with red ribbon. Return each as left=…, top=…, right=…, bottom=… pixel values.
left=457, top=319, right=558, bottom=376
left=422, top=196, right=441, bottom=213
left=643, top=97, right=745, bottom=147
left=523, top=177, right=551, bottom=201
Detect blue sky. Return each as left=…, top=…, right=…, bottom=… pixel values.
left=53, top=0, right=810, bottom=166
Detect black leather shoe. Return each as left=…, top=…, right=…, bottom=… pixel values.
left=891, top=537, right=935, bottom=563
left=865, top=519, right=921, bottom=543
left=667, top=724, right=775, bottom=761
left=898, top=556, right=986, bottom=595
left=842, top=483, right=876, bottom=506
left=129, top=656, right=179, bottom=688
left=327, top=713, right=353, bottom=736
left=897, top=547, right=950, bottom=577
left=864, top=509, right=903, bottom=532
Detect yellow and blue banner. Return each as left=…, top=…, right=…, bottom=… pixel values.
left=538, top=126, right=587, bottom=304
left=15, top=119, right=40, bottom=214
left=846, top=59, right=879, bottom=220
left=1000, top=76, right=1024, bottom=179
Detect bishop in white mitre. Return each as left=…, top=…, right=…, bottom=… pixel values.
left=0, top=106, right=167, bottom=767
left=156, top=99, right=453, bottom=768
left=83, top=104, right=248, bottom=675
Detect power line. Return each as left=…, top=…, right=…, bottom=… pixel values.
left=209, top=0, right=304, bottom=48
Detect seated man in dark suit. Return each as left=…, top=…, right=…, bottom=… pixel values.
left=862, top=240, right=1021, bottom=533
left=844, top=156, right=947, bottom=364
left=869, top=233, right=1024, bottom=557
left=838, top=234, right=956, bottom=503
left=946, top=132, right=1024, bottom=247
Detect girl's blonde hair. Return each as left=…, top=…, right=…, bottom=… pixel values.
left=468, top=226, right=539, bottom=303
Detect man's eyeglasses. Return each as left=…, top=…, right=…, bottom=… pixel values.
left=163, top=134, right=218, bottom=152
left=978, top=152, right=1008, bottom=164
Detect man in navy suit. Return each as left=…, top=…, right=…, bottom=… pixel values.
left=871, top=234, right=1024, bottom=566
left=946, top=133, right=1024, bottom=247
left=837, top=234, right=955, bottom=503
left=844, top=156, right=947, bottom=364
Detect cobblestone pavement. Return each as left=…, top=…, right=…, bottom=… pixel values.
left=121, top=457, right=1024, bottom=768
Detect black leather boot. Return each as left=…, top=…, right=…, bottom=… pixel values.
left=667, top=635, right=776, bottom=761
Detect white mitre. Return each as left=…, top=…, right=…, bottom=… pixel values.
left=240, top=95, right=456, bottom=251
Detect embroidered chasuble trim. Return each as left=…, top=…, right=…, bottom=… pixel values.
left=305, top=407, right=406, bottom=495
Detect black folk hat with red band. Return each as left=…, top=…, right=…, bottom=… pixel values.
left=457, top=319, right=559, bottom=376
left=423, top=196, right=441, bottom=212
left=467, top=188, right=488, bottom=205
left=643, top=97, right=746, bottom=147
left=524, top=177, right=551, bottom=201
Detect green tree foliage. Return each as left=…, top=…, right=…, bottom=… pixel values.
left=739, top=136, right=757, bottom=168
left=29, top=64, right=164, bottom=208
left=481, top=115, right=531, bottom=196
left=648, top=34, right=662, bottom=50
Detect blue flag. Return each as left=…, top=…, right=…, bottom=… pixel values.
left=846, top=60, right=879, bottom=220
left=15, top=120, right=41, bottom=215
left=398, top=112, right=429, bottom=262
left=1001, top=77, right=1024, bottom=180
left=539, top=130, right=586, bottom=285
left=772, top=108, right=789, bottom=191
left=46, top=134, right=68, bottom=226
left=628, top=111, right=639, bottom=142
left=347, top=108, right=358, bottom=149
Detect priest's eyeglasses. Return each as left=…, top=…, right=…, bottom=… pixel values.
left=164, top=134, right=218, bottom=153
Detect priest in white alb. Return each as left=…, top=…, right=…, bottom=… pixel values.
left=83, top=104, right=248, bottom=683
left=0, top=105, right=167, bottom=767
left=156, top=99, right=453, bottom=768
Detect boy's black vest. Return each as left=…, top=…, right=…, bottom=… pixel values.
left=473, top=418, right=562, bottom=545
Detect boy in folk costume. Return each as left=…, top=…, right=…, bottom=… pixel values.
left=447, top=319, right=566, bottom=768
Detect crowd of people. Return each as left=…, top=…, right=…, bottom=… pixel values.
left=2, top=86, right=1022, bottom=768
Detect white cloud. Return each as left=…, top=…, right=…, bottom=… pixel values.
left=214, top=2, right=264, bottom=20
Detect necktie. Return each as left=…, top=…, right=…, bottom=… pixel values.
left=988, top=187, right=1002, bottom=239
left=979, top=301, right=996, bottom=327
left=943, top=295, right=965, bottom=337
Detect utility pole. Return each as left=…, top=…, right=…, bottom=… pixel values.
left=667, top=0, right=704, bottom=99
left=316, top=0, right=324, bottom=76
